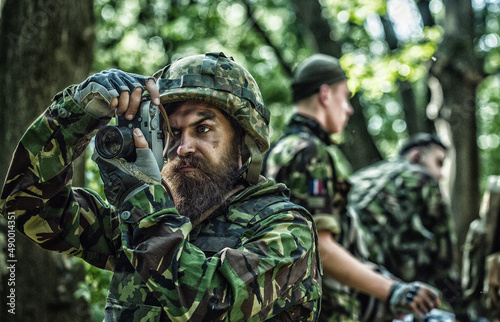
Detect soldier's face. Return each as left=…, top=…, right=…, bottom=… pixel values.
left=325, top=80, right=353, bottom=134
left=165, top=100, right=238, bottom=167
left=420, top=146, right=446, bottom=180
left=162, top=101, right=241, bottom=221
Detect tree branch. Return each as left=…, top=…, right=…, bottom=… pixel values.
left=241, top=0, right=293, bottom=77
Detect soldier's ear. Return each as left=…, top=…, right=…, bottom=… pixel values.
left=408, top=148, right=421, bottom=164
left=318, top=84, right=330, bottom=107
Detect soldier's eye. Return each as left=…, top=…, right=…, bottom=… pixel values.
left=198, top=126, right=210, bottom=133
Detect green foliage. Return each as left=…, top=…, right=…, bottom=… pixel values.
left=320, top=0, right=443, bottom=155
left=74, top=260, right=112, bottom=322
left=93, top=0, right=306, bottom=141
left=477, top=75, right=500, bottom=190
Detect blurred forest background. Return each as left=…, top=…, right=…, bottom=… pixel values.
left=1, top=0, right=500, bottom=320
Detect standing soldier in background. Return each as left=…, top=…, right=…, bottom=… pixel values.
left=348, top=133, right=469, bottom=321
left=262, top=54, right=441, bottom=321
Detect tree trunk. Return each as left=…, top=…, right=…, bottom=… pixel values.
left=289, top=0, right=342, bottom=56
left=431, top=0, right=484, bottom=272
left=398, top=79, right=435, bottom=136
left=340, top=94, right=383, bottom=171
left=0, top=0, right=94, bottom=320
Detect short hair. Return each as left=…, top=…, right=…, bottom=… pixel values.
left=291, top=54, right=347, bottom=103
left=399, top=133, right=447, bottom=157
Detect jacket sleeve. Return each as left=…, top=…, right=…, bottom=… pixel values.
left=118, top=189, right=321, bottom=321
left=419, top=176, right=459, bottom=278
left=0, top=86, right=118, bottom=270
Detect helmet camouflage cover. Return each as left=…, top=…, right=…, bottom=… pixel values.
left=155, top=52, right=270, bottom=154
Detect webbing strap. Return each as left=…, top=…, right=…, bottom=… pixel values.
left=201, top=52, right=227, bottom=76
left=243, top=135, right=263, bottom=185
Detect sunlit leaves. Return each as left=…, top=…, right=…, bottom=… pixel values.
left=477, top=75, right=500, bottom=183
left=340, top=38, right=437, bottom=100
left=318, top=0, right=446, bottom=155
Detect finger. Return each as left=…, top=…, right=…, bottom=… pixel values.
left=126, top=87, right=143, bottom=120
left=146, top=78, right=160, bottom=106
left=110, top=97, right=119, bottom=110
left=410, top=298, right=431, bottom=318
left=433, top=296, right=441, bottom=308
left=133, top=128, right=149, bottom=148
left=116, top=91, right=130, bottom=116
left=414, top=298, right=431, bottom=315
left=417, top=291, right=439, bottom=315
left=420, top=286, right=440, bottom=309
left=414, top=290, right=434, bottom=313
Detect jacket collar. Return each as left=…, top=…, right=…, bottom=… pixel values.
left=287, top=113, right=334, bottom=146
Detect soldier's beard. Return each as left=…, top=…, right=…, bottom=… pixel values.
left=163, top=151, right=240, bottom=224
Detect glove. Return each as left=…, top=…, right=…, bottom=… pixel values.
left=73, top=69, right=154, bottom=118
left=92, top=148, right=162, bottom=207
left=388, top=281, right=440, bottom=318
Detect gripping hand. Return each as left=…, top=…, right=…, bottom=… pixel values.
left=73, top=69, right=154, bottom=118
left=92, top=147, right=162, bottom=208
left=388, top=281, right=441, bottom=318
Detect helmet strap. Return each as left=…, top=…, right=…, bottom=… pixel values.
left=241, top=135, right=262, bottom=185
left=158, top=103, right=174, bottom=161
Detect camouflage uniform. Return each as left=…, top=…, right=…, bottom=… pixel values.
left=348, top=158, right=460, bottom=308
left=0, top=84, right=322, bottom=320
left=262, top=113, right=360, bottom=322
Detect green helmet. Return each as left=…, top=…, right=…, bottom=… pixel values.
left=156, top=52, right=270, bottom=184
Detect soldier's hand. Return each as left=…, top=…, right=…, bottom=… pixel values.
left=92, top=129, right=161, bottom=208
left=388, top=281, right=441, bottom=318
left=73, top=69, right=160, bottom=119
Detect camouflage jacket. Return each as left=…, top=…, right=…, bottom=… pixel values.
left=0, top=87, right=322, bottom=321
left=348, top=158, right=459, bottom=298
left=262, top=113, right=360, bottom=322
left=262, top=114, right=351, bottom=236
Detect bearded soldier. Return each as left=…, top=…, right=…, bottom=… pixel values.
left=0, top=52, right=321, bottom=321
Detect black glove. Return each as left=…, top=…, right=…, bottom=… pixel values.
left=73, top=69, right=154, bottom=118
left=92, top=148, right=162, bottom=207
left=388, top=281, right=440, bottom=318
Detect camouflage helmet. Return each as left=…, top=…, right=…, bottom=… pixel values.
left=156, top=52, right=270, bottom=151
left=155, top=52, right=270, bottom=183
